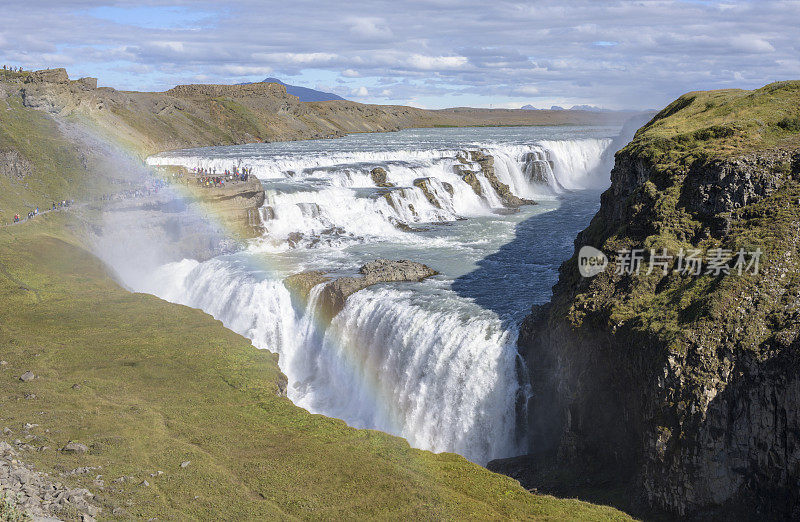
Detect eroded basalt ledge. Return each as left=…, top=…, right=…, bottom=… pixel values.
left=285, top=259, right=438, bottom=321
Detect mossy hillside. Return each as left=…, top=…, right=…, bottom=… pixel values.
left=0, top=216, right=632, bottom=521
left=623, top=80, right=800, bottom=168
left=560, top=81, right=800, bottom=342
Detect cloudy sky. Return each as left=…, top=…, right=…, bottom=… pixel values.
left=1, top=0, right=799, bottom=109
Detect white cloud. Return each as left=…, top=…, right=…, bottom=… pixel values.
left=407, top=54, right=468, bottom=70
left=730, top=35, right=775, bottom=53
left=351, top=86, right=369, bottom=96
left=151, top=41, right=185, bottom=53
left=515, top=85, right=539, bottom=95
left=214, top=65, right=273, bottom=76
left=254, top=52, right=338, bottom=65
left=348, top=17, right=393, bottom=40
left=1, top=0, right=798, bottom=108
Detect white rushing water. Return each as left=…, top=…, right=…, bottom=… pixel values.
left=105, top=126, right=621, bottom=464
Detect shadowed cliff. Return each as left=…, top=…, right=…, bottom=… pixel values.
left=490, top=80, right=800, bottom=520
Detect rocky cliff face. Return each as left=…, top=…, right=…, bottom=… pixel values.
left=492, top=81, right=800, bottom=519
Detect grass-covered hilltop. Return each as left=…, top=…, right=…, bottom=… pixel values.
left=490, top=81, right=800, bottom=519
left=0, top=68, right=635, bottom=520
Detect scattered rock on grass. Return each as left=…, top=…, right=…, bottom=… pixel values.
left=61, top=441, right=88, bottom=454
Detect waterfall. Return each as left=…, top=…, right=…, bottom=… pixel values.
left=138, top=259, right=524, bottom=464
left=115, top=132, right=617, bottom=464
left=148, top=138, right=612, bottom=250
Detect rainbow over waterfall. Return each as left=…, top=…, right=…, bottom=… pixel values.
left=94, top=126, right=619, bottom=464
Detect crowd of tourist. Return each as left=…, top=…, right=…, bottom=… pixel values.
left=192, top=166, right=252, bottom=187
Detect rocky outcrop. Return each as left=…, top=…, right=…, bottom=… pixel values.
left=76, top=77, right=98, bottom=89
left=23, top=68, right=69, bottom=84
left=456, top=150, right=535, bottom=208
left=163, top=168, right=266, bottom=238
left=285, top=260, right=437, bottom=322
left=0, top=148, right=34, bottom=181
left=413, top=177, right=443, bottom=208
left=495, top=82, right=800, bottom=519
left=370, top=167, right=394, bottom=187
left=165, top=82, right=288, bottom=99
left=454, top=164, right=484, bottom=197
left=682, top=150, right=800, bottom=235
left=319, top=259, right=438, bottom=320
left=283, top=270, right=331, bottom=308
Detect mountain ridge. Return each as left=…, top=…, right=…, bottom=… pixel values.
left=261, top=76, right=346, bottom=102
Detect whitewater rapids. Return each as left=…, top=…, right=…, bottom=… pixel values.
left=106, top=126, right=620, bottom=464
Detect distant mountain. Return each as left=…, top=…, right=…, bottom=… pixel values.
left=520, top=103, right=614, bottom=112
left=569, top=104, right=607, bottom=112
left=262, top=77, right=345, bottom=102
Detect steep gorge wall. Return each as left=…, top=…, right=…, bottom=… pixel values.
left=492, top=81, right=800, bottom=518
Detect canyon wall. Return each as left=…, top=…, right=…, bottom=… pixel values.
left=492, top=81, right=800, bottom=519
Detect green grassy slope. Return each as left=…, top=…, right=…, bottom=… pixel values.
left=622, top=80, right=800, bottom=168
left=0, top=217, right=632, bottom=521
left=0, top=96, right=99, bottom=223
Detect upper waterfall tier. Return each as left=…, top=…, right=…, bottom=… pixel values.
left=148, top=134, right=614, bottom=249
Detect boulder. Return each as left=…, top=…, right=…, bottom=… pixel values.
left=523, top=151, right=555, bottom=184
left=457, top=150, right=535, bottom=207
left=61, top=442, right=88, bottom=454
left=283, top=270, right=330, bottom=306
left=19, top=371, right=35, bottom=382
left=454, top=165, right=483, bottom=196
